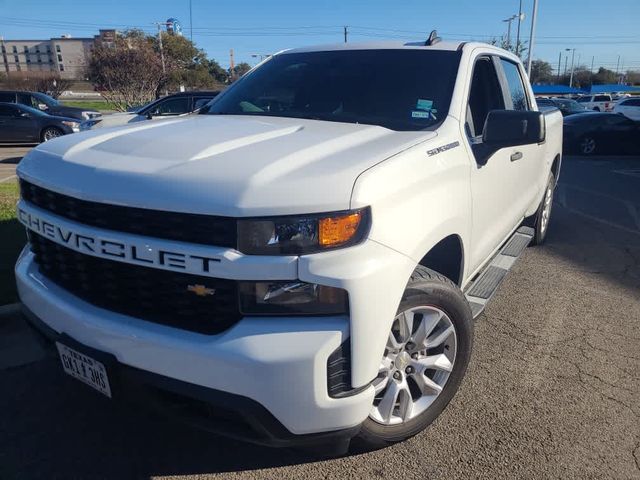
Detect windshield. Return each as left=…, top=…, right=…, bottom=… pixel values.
left=208, top=49, right=461, bottom=131
left=33, top=92, right=60, bottom=107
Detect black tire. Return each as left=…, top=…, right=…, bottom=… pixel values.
left=351, top=266, right=473, bottom=452
left=593, top=107, right=600, bottom=111
left=530, top=173, right=555, bottom=246
left=41, top=127, right=63, bottom=142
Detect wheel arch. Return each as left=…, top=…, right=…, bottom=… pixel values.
left=417, top=234, right=465, bottom=287
left=550, top=153, right=562, bottom=185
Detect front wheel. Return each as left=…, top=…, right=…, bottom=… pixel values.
left=352, top=266, right=473, bottom=452
left=41, top=127, right=63, bottom=142
left=530, top=173, right=555, bottom=246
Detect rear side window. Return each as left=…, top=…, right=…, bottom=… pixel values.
left=193, top=97, right=214, bottom=110
left=17, top=93, right=37, bottom=108
left=500, top=59, right=529, bottom=110
left=622, top=98, right=640, bottom=107
left=0, top=92, right=15, bottom=102
left=149, top=97, right=190, bottom=115
left=467, top=57, right=505, bottom=137
left=595, top=95, right=611, bottom=102
left=0, top=105, right=17, bottom=116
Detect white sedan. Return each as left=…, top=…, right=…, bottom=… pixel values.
left=613, top=97, right=640, bottom=121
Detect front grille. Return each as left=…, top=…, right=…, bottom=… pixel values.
left=20, top=180, right=237, bottom=248
left=29, top=232, right=240, bottom=335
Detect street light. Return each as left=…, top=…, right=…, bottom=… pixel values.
left=502, top=14, right=518, bottom=51
left=251, top=54, right=271, bottom=62
left=515, top=0, right=525, bottom=56
left=566, top=48, right=576, bottom=88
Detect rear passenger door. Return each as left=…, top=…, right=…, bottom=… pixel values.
left=496, top=57, right=546, bottom=214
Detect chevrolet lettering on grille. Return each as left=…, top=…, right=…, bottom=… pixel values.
left=18, top=205, right=223, bottom=276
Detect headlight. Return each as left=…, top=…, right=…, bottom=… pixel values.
left=79, top=119, right=101, bottom=131
left=239, top=281, right=348, bottom=315
left=61, top=120, right=80, bottom=132
left=237, top=208, right=370, bottom=255
left=82, top=111, right=100, bottom=120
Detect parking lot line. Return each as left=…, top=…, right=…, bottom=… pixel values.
left=0, top=175, right=17, bottom=183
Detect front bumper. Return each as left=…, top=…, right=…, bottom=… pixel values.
left=16, top=251, right=376, bottom=438
left=23, top=305, right=360, bottom=447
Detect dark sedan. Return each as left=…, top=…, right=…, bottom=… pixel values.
left=537, top=98, right=589, bottom=116
left=0, top=90, right=99, bottom=121
left=563, top=112, right=640, bottom=155
left=0, top=103, right=80, bottom=144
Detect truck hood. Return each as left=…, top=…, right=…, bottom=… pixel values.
left=18, top=115, right=436, bottom=216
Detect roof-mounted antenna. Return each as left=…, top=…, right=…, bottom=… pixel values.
left=425, top=30, right=441, bottom=46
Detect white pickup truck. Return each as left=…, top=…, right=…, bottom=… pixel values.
left=16, top=38, right=562, bottom=454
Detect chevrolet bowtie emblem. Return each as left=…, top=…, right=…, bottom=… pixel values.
left=187, top=284, right=216, bottom=297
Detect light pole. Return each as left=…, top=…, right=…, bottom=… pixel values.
left=503, top=14, right=518, bottom=50
left=526, top=0, right=539, bottom=76
left=251, top=53, right=271, bottom=63
left=515, top=0, right=525, bottom=56
left=566, top=48, right=576, bottom=87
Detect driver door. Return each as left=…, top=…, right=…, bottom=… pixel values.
left=0, top=105, right=39, bottom=142
left=465, top=56, right=531, bottom=272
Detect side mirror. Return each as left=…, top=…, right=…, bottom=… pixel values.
left=38, top=103, right=48, bottom=110
left=483, top=110, right=546, bottom=148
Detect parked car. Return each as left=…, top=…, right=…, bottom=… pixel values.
left=536, top=98, right=589, bottom=116
left=576, top=94, right=614, bottom=112
left=0, top=90, right=99, bottom=121
left=612, top=97, right=640, bottom=121
left=80, top=91, right=220, bottom=130
left=0, top=102, right=80, bottom=144
left=16, top=40, right=562, bottom=454
left=563, top=112, right=640, bottom=155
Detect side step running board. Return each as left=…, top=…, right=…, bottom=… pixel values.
left=464, top=226, right=534, bottom=319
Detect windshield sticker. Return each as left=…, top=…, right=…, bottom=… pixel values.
left=416, top=99, right=434, bottom=111
left=412, top=110, right=431, bottom=119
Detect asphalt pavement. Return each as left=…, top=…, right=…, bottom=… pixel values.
left=0, top=150, right=639, bottom=480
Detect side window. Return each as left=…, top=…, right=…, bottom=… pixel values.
left=17, top=93, right=37, bottom=108
left=499, top=59, right=529, bottom=111
left=0, top=92, right=15, bottom=102
left=193, top=97, right=213, bottom=110
left=0, top=105, right=15, bottom=117
left=577, top=97, right=589, bottom=103
left=466, top=57, right=505, bottom=138
left=150, top=97, right=190, bottom=115
left=625, top=99, right=640, bottom=107
left=595, top=95, right=610, bottom=102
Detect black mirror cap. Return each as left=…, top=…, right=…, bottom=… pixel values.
left=482, top=110, right=546, bottom=148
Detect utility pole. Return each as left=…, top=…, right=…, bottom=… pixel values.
left=515, top=0, right=523, bottom=56
left=567, top=48, right=576, bottom=88
left=557, top=51, right=562, bottom=82
left=189, top=0, right=193, bottom=42
left=344, top=26, right=348, bottom=43
left=154, top=22, right=168, bottom=95
left=526, top=0, right=539, bottom=76
left=615, top=55, right=620, bottom=75
left=590, top=56, right=595, bottom=88
left=564, top=55, right=568, bottom=76
left=229, top=48, right=235, bottom=81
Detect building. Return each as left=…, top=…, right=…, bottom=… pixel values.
left=0, top=30, right=116, bottom=80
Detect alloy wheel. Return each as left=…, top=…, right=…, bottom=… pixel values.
left=580, top=137, right=596, bottom=155
left=369, top=306, right=457, bottom=426
left=43, top=128, right=62, bottom=141
left=540, top=182, right=553, bottom=234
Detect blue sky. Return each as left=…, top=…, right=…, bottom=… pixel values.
left=1, top=0, right=639, bottom=72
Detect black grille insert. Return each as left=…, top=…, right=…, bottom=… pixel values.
left=20, top=179, right=237, bottom=248
left=29, top=232, right=241, bottom=335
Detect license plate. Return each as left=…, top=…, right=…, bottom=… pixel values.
left=56, top=342, right=112, bottom=398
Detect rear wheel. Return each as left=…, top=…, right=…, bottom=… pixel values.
left=530, top=173, right=555, bottom=246
left=352, top=266, right=473, bottom=451
left=41, top=127, right=63, bottom=142
left=593, top=107, right=600, bottom=112
left=579, top=136, right=596, bottom=155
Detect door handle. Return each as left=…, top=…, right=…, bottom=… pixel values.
left=510, top=151, right=523, bottom=161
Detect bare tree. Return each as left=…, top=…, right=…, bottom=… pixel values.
left=88, top=31, right=163, bottom=111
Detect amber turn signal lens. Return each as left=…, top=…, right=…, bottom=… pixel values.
left=319, top=212, right=362, bottom=247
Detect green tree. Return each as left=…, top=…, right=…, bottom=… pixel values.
left=529, top=59, right=554, bottom=84
left=592, top=67, right=617, bottom=85
left=233, top=62, right=252, bottom=79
